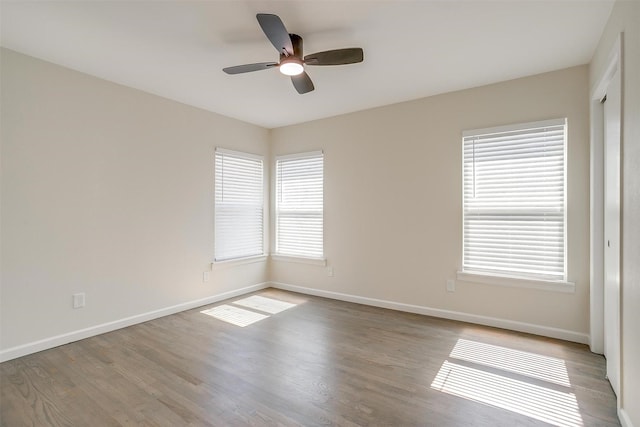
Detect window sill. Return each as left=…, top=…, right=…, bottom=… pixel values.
left=270, top=255, right=327, bottom=266
left=212, top=255, right=268, bottom=269
left=456, top=271, right=575, bottom=293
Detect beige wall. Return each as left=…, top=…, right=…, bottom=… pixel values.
left=0, top=49, right=269, bottom=352
left=590, top=1, right=640, bottom=425
left=271, top=66, right=591, bottom=337
left=1, top=48, right=594, bottom=364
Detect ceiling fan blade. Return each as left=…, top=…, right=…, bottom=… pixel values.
left=223, top=62, right=278, bottom=75
left=256, top=13, right=293, bottom=55
left=304, top=48, right=364, bottom=66
left=291, top=72, right=314, bottom=94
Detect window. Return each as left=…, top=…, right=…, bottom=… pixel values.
left=275, top=151, right=324, bottom=259
left=461, top=118, right=567, bottom=282
left=214, top=148, right=264, bottom=261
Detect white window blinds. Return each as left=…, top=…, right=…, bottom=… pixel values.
left=462, top=118, right=567, bottom=281
left=276, top=152, right=324, bottom=259
left=215, top=148, right=264, bottom=261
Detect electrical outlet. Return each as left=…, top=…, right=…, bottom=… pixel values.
left=203, top=271, right=211, bottom=283
left=446, top=279, right=455, bottom=293
left=72, top=293, right=85, bottom=309
left=327, top=267, right=334, bottom=277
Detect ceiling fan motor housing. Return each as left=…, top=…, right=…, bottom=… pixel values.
left=282, top=34, right=303, bottom=59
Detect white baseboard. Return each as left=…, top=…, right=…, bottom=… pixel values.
left=620, top=408, right=634, bottom=427
left=1, top=280, right=591, bottom=363
left=270, top=281, right=590, bottom=344
left=0, top=282, right=269, bottom=362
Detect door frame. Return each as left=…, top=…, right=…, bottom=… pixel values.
left=589, top=32, right=623, bottom=394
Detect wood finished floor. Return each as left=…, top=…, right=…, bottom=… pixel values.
left=1, top=288, right=619, bottom=427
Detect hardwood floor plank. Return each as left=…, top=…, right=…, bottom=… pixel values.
left=1, top=288, right=619, bottom=427
left=6, top=359, right=78, bottom=426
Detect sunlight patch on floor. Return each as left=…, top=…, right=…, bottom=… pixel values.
left=201, top=296, right=298, bottom=327
left=430, top=339, right=583, bottom=427
left=431, top=360, right=582, bottom=427
left=450, top=339, right=571, bottom=387
left=233, top=295, right=297, bottom=314
left=200, top=305, right=268, bottom=327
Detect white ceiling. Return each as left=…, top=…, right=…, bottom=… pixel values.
left=1, top=1, right=613, bottom=129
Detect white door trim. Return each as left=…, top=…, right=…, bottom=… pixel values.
left=603, top=67, right=622, bottom=398
left=589, top=33, right=622, bottom=355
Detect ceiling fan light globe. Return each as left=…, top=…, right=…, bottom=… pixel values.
left=279, top=60, right=304, bottom=76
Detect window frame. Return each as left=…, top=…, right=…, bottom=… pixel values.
left=274, top=150, right=325, bottom=261
left=213, top=147, right=266, bottom=263
left=457, top=118, right=574, bottom=292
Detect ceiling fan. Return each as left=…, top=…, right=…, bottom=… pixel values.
left=223, top=13, right=364, bottom=94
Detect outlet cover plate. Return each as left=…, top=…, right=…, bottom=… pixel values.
left=446, top=279, right=455, bottom=292
left=72, top=293, right=85, bottom=308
